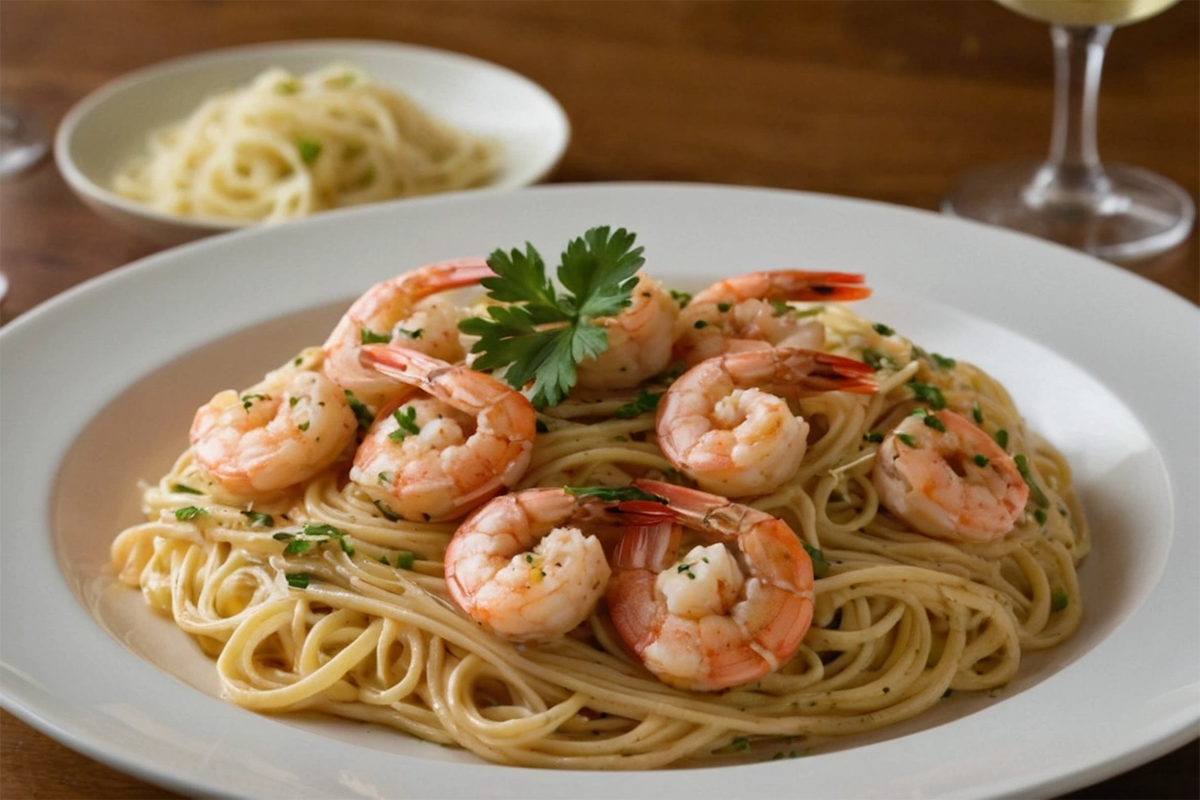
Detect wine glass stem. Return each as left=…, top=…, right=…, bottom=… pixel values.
left=1027, top=24, right=1115, bottom=207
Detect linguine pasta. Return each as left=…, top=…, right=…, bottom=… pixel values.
left=112, top=64, right=498, bottom=222
left=111, top=287, right=1087, bottom=769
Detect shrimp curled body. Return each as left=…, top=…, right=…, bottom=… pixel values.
left=575, top=271, right=680, bottom=390
left=352, top=345, right=536, bottom=522
left=323, top=258, right=493, bottom=409
left=190, top=368, right=357, bottom=494
left=444, top=488, right=620, bottom=641
left=872, top=409, right=1029, bottom=542
left=607, top=479, right=815, bottom=692
left=657, top=346, right=876, bottom=497
left=675, top=270, right=870, bottom=367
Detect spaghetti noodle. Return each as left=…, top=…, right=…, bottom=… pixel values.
left=112, top=64, right=498, bottom=222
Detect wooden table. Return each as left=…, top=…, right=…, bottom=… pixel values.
left=2, top=1, right=1196, bottom=797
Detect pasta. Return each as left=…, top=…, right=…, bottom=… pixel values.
left=112, top=64, right=498, bottom=222
left=111, top=256, right=1088, bottom=770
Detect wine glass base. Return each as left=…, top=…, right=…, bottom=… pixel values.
left=0, top=105, right=48, bottom=179
left=942, top=160, right=1195, bottom=261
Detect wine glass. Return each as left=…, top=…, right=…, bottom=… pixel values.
left=0, top=104, right=48, bottom=178
left=942, top=0, right=1194, bottom=261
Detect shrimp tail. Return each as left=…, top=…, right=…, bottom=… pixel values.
left=805, top=352, right=878, bottom=394
left=783, top=271, right=872, bottom=302
left=359, top=344, right=446, bottom=386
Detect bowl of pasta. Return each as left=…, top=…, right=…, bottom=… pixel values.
left=54, top=39, right=570, bottom=245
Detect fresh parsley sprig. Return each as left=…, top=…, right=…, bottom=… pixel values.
left=458, top=226, right=645, bottom=409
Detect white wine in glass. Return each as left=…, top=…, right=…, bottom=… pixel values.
left=996, top=0, right=1181, bottom=26
left=942, top=0, right=1193, bottom=261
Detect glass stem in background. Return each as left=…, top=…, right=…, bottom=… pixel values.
left=1024, top=25, right=1116, bottom=210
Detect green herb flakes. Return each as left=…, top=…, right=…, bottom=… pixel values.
left=174, top=505, right=206, bottom=521
left=614, top=390, right=662, bottom=419
left=241, top=509, right=274, bottom=527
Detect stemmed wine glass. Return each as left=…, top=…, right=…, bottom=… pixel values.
left=0, top=104, right=47, bottom=178
left=942, top=0, right=1193, bottom=261
left=0, top=103, right=49, bottom=303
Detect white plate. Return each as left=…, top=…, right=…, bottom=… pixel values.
left=53, top=39, right=570, bottom=245
left=2, top=184, right=1197, bottom=799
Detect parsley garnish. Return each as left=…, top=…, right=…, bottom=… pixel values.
left=614, top=390, right=663, bottom=419
left=931, top=353, right=957, bottom=369
left=1013, top=454, right=1050, bottom=508
left=296, top=138, right=322, bottom=165
left=872, top=322, right=895, bottom=336
left=372, top=499, right=401, bottom=522
left=897, top=432, right=918, bottom=447
left=286, top=573, right=311, bottom=589
left=862, top=431, right=884, bottom=443
left=1050, top=589, right=1069, bottom=612
left=174, top=505, right=206, bottom=521
left=802, top=542, right=831, bottom=579
left=171, top=483, right=203, bottom=495
left=241, top=393, right=266, bottom=411
left=670, top=289, right=692, bottom=308
left=344, top=390, right=374, bottom=430
left=241, top=509, right=274, bottom=527
left=861, top=349, right=898, bottom=371
left=564, top=485, right=666, bottom=503
left=388, top=406, right=421, bottom=442
left=457, top=226, right=645, bottom=409
left=906, top=381, right=947, bottom=410
left=360, top=328, right=392, bottom=344
left=910, top=408, right=946, bottom=433
left=273, top=523, right=355, bottom=555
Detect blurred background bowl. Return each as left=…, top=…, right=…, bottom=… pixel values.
left=54, top=39, right=570, bottom=246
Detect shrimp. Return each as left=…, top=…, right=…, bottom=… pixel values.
left=872, top=409, right=1029, bottom=542
left=575, top=271, right=679, bottom=390
left=606, top=479, right=814, bottom=692
left=444, top=487, right=625, bottom=641
left=351, top=344, right=536, bottom=522
left=656, top=346, right=876, bottom=497
left=323, top=257, right=494, bottom=408
left=675, top=270, right=871, bottom=367
left=189, top=367, right=357, bottom=495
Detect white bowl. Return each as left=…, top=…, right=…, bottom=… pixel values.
left=54, top=39, right=571, bottom=246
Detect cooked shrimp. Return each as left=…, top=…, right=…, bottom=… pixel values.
left=444, top=487, right=622, bottom=641
left=351, top=344, right=536, bottom=522
left=606, top=479, right=814, bottom=692
left=190, top=367, right=357, bottom=495
left=872, top=409, right=1028, bottom=542
left=675, top=270, right=871, bottom=366
left=575, top=271, right=679, bottom=390
left=657, top=347, right=876, bottom=497
left=323, top=257, right=494, bottom=408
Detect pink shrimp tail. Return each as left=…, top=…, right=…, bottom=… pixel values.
left=808, top=351, right=878, bottom=394
left=359, top=343, right=447, bottom=384
left=786, top=271, right=872, bottom=302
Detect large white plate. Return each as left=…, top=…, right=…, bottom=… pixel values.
left=2, top=184, right=1197, bottom=799
left=54, top=39, right=570, bottom=245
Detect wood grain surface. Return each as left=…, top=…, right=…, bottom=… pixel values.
left=1, top=2, right=1196, bottom=798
